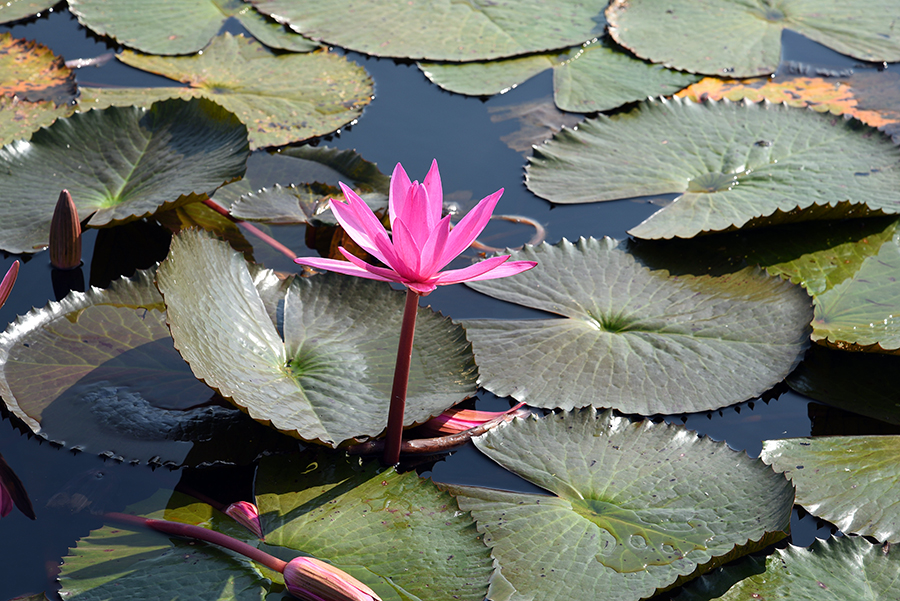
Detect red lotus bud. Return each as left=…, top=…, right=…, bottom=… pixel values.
left=224, top=501, right=263, bottom=539
left=283, top=556, right=381, bottom=601
left=0, top=260, right=18, bottom=309
left=50, top=189, right=82, bottom=270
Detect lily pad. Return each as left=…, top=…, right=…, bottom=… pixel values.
left=250, top=0, right=608, bottom=61
left=0, top=0, right=57, bottom=24
left=78, top=33, right=371, bottom=150
left=606, top=0, right=900, bottom=77
left=157, top=229, right=478, bottom=446
left=682, top=536, right=900, bottom=600
left=525, top=97, right=900, bottom=240
left=421, top=38, right=700, bottom=112
left=68, top=0, right=317, bottom=55
left=762, top=435, right=900, bottom=542
left=446, top=409, right=793, bottom=601
left=463, top=237, right=812, bottom=415
left=256, top=452, right=493, bottom=601
left=154, top=200, right=255, bottom=261
left=0, top=96, right=73, bottom=145
left=0, top=32, right=76, bottom=104
left=0, top=269, right=292, bottom=467
left=0, top=96, right=249, bottom=254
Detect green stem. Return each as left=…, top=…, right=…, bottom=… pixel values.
left=105, top=512, right=287, bottom=573
left=383, top=288, right=420, bottom=466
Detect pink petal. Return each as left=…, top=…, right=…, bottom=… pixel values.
left=421, top=159, right=443, bottom=231
left=395, top=184, right=432, bottom=248
left=0, top=261, right=18, bottom=310
left=294, top=255, right=398, bottom=284
left=418, top=215, right=452, bottom=276
left=437, top=189, right=503, bottom=270
left=338, top=248, right=410, bottom=283
left=385, top=218, right=422, bottom=280
left=388, top=163, right=412, bottom=227
left=433, top=257, right=536, bottom=286
left=331, top=184, right=397, bottom=267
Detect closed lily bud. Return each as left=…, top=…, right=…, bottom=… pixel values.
left=224, top=500, right=264, bottom=539
left=283, top=556, right=381, bottom=601
left=0, top=260, right=19, bottom=309
left=50, top=189, right=82, bottom=270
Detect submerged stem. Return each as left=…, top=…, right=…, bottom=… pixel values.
left=383, top=288, right=420, bottom=466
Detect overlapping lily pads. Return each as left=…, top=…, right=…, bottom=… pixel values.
left=420, top=38, right=700, bottom=112
left=526, top=97, right=900, bottom=240
left=0, top=269, right=292, bottom=467
left=0, top=32, right=76, bottom=104
left=606, top=0, right=900, bottom=77
left=157, top=229, right=478, bottom=446
left=463, top=237, right=812, bottom=414
left=69, top=0, right=317, bottom=55
left=0, top=96, right=249, bottom=254
left=250, top=0, right=607, bottom=61
left=446, top=409, right=793, bottom=601
left=78, top=33, right=372, bottom=149
left=762, top=435, right=900, bottom=542
left=0, top=96, right=72, bottom=145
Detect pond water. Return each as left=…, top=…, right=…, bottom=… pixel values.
left=0, top=6, right=896, bottom=600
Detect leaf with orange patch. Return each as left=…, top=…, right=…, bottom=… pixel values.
left=0, top=32, right=76, bottom=104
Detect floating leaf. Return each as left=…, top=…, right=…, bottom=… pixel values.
left=0, top=97, right=248, bottom=254
left=677, top=75, right=900, bottom=132
left=256, top=452, right=493, bottom=601
left=68, top=0, right=316, bottom=55
left=606, top=0, right=900, bottom=77
left=762, top=435, right=900, bottom=542
left=250, top=0, right=607, bottom=61
left=0, top=269, right=292, bottom=467
left=157, top=229, right=477, bottom=446
left=0, top=0, right=57, bottom=24
left=78, top=33, right=371, bottom=149
left=447, top=409, right=793, bottom=601
left=684, top=536, right=900, bottom=599
left=421, top=39, right=699, bottom=112
left=812, top=238, right=900, bottom=352
left=463, top=237, right=812, bottom=415
left=0, top=96, right=73, bottom=145
left=0, top=32, right=76, bottom=104
left=526, top=98, right=900, bottom=240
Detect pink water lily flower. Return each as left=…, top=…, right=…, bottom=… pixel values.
left=294, top=160, right=536, bottom=295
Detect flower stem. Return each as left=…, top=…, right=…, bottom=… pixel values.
left=383, top=288, right=420, bottom=466
left=201, top=198, right=298, bottom=261
left=105, top=511, right=287, bottom=573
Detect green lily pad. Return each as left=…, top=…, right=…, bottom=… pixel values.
left=0, top=0, right=57, bottom=24
left=157, top=229, right=478, bottom=446
left=421, top=38, right=700, bottom=112
left=0, top=96, right=249, bottom=254
left=681, top=536, right=900, bottom=599
left=250, top=0, right=608, bottom=61
left=446, top=409, right=793, bottom=601
left=0, top=96, right=73, bottom=145
left=155, top=200, right=255, bottom=261
left=0, top=268, right=292, bottom=467
left=463, top=237, right=812, bottom=415
left=527, top=98, right=900, bottom=240
left=78, top=33, right=371, bottom=149
left=762, top=435, right=900, bottom=542
left=606, top=0, right=900, bottom=77
left=812, top=238, right=900, bottom=352
left=787, top=345, right=900, bottom=425
left=0, top=32, right=76, bottom=104
left=256, top=452, right=493, bottom=601
left=68, top=0, right=317, bottom=55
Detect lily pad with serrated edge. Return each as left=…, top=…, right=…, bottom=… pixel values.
left=526, top=97, right=900, bottom=240
left=77, top=34, right=371, bottom=150
left=444, top=409, right=793, bottom=601
left=606, top=0, right=900, bottom=78
left=250, top=0, right=607, bottom=61
left=68, top=0, right=317, bottom=55
left=0, top=32, right=76, bottom=104
left=0, top=0, right=57, bottom=24
left=762, top=435, right=900, bottom=542
left=463, top=237, right=812, bottom=415
left=256, top=451, right=493, bottom=601
left=421, top=38, right=699, bottom=112
left=156, top=229, right=478, bottom=446
left=0, top=269, right=294, bottom=467
left=0, top=96, right=73, bottom=145
left=0, top=96, right=248, bottom=254
left=678, top=535, right=900, bottom=600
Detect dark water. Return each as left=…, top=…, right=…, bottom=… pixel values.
left=0, top=7, right=892, bottom=600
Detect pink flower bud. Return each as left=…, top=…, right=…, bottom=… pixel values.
left=0, top=480, right=13, bottom=518
left=283, top=556, right=381, bottom=601
left=0, top=261, right=18, bottom=309
left=50, top=189, right=82, bottom=270
left=224, top=500, right=264, bottom=539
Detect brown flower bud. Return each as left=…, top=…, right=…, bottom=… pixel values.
left=50, top=189, right=82, bottom=270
